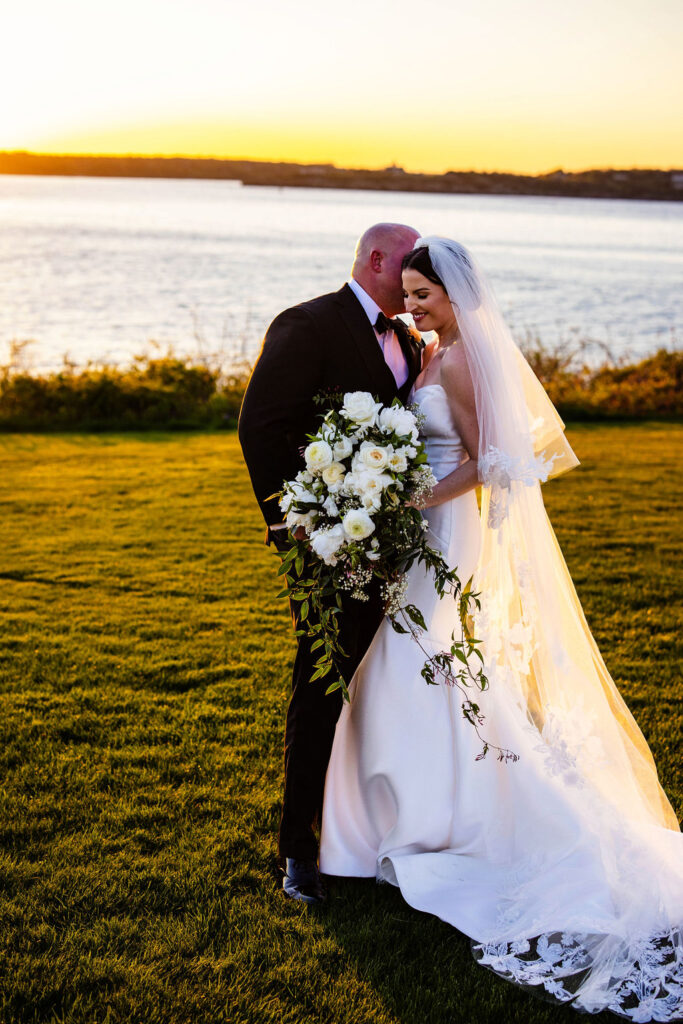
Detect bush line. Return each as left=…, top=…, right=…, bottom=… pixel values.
left=0, top=344, right=680, bottom=431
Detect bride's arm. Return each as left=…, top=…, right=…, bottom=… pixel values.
left=411, top=345, right=479, bottom=509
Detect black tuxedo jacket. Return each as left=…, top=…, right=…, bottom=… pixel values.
left=238, top=284, right=424, bottom=536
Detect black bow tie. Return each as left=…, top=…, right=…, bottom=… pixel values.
left=374, top=312, right=403, bottom=335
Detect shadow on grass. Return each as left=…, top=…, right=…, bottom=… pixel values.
left=317, top=874, right=614, bottom=1024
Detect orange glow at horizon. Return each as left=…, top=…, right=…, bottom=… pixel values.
left=23, top=113, right=683, bottom=177
left=3, top=0, right=683, bottom=177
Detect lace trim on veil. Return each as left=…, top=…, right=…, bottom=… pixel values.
left=479, top=445, right=558, bottom=489
left=473, top=930, right=683, bottom=1021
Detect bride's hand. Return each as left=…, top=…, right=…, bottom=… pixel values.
left=406, top=491, right=435, bottom=511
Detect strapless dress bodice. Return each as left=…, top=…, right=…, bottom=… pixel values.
left=412, top=384, right=468, bottom=480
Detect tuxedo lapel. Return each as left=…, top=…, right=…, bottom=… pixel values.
left=333, top=285, right=397, bottom=401
left=395, top=321, right=423, bottom=381
left=395, top=321, right=424, bottom=402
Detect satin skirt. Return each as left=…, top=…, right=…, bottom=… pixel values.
left=319, top=481, right=683, bottom=1020
left=320, top=484, right=483, bottom=878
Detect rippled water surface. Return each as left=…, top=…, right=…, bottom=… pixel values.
left=0, top=174, right=681, bottom=370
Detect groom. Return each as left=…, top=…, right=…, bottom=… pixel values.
left=238, top=223, right=422, bottom=903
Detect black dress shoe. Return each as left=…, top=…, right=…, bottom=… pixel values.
left=282, top=858, right=327, bottom=905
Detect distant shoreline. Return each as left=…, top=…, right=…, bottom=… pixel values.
left=1, top=151, right=682, bottom=202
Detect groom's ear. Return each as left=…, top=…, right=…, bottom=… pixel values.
left=369, top=249, right=383, bottom=273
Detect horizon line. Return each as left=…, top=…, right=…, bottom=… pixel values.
left=2, top=149, right=681, bottom=178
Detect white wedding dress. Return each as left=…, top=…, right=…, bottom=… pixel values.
left=320, top=384, right=683, bottom=1021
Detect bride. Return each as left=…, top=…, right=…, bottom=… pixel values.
left=319, top=238, right=683, bottom=1021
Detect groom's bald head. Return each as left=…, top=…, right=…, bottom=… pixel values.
left=351, top=222, right=420, bottom=316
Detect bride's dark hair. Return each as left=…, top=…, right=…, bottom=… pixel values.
left=401, top=246, right=446, bottom=288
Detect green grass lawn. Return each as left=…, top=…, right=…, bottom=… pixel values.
left=0, top=425, right=681, bottom=1024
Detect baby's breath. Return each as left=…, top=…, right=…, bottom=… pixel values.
left=382, top=575, right=409, bottom=617
left=338, top=565, right=373, bottom=600
left=410, top=466, right=438, bottom=507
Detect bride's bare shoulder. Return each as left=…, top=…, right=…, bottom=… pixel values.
left=421, top=336, right=440, bottom=369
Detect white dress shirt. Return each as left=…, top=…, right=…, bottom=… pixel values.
left=347, top=278, right=409, bottom=388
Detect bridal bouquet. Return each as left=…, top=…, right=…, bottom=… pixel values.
left=279, top=389, right=437, bottom=604
left=275, top=390, right=512, bottom=762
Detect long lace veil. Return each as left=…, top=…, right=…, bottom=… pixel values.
left=417, top=236, right=679, bottom=833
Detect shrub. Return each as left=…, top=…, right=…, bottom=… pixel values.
left=0, top=355, right=248, bottom=431
left=0, top=344, right=679, bottom=432
left=523, top=344, right=682, bottom=420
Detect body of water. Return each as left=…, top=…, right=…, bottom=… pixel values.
left=0, top=174, right=681, bottom=372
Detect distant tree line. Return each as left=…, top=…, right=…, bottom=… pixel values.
left=1, top=151, right=681, bottom=201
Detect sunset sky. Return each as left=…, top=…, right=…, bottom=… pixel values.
left=3, top=0, right=682, bottom=174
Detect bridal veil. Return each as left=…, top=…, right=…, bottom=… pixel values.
left=418, top=235, right=677, bottom=833
left=411, top=238, right=682, bottom=1016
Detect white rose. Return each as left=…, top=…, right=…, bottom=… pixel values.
left=341, top=391, right=382, bottom=428
left=321, top=461, right=346, bottom=490
left=304, top=440, right=333, bottom=474
left=379, top=406, right=419, bottom=441
left=387, top=450, right=408, bottom=473
left=356, top=470, right=392, bottom=496
left=359, top=442, right=389, bottom=471
left=342, top=508, right=376, bottom=541
left=344, top=469, right=392, bottom=506
left=310, top=524, right=346, bottom=565
left=332, top=435, right=353, bottom=461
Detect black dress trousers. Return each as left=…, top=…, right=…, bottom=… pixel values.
left=276, top=544, right=385, bottom=861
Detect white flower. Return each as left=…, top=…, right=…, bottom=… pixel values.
left=361, top=491, right=382, bottom=513
left=341, top=471, right=357, bottom=496
left=342, top=508, right=376, bottom=541
left=344, top=469, right=392, bottom=504
left=321, top=461, right=346, bottom=490
left=379, top=405, right=419, bottom=440
left=295, top=469, right=314, bottom=484
left=285, top=509, right=316, bottom=533
left=294, top=480, right=319, bottom=503
left=310, top=524, right=346, bottom=565
left=367, top=538, right=381, bottom=561
left=340, top=391, right=382, bottom=428
left=332, top=435, right=353, bottom=461
left=397, top=444, right=417, bottom=460
left=358, top=470, right=392, bottom=496
left=323, top=495, right=339, bottom=517
left=387, top=449, right=408, bottom=472
left=304, top=440, right=333, bottom=473
left=359, top=441, right=389, bottom=471
left=279, top=480, right=317, bottom=513
left=350, top=452, right=364, bottom=475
